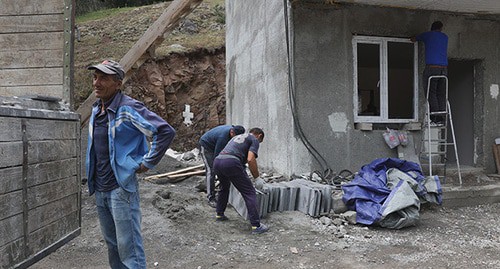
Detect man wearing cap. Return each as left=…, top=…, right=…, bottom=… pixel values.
left=86, top=59, right=176, bottom=269
left=199, top=125, right=245, bottom=207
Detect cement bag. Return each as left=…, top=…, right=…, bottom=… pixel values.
left=383, top=128, right=400, bottom=149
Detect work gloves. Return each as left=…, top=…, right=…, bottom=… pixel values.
left=254, top=177, right=265, bottom=190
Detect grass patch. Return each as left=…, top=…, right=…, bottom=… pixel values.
left=76, top=7, right=136, bottom=24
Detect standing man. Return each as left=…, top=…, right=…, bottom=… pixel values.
left=199, top=125, right=245, bottom=207
left=86, top=60, right=176, bottom=269
left=411, top=21, right=449, bottom=125
left=213, top=128, right=269, bottom=234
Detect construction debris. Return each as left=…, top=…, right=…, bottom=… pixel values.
left=145, top=164, right=205, bottom=183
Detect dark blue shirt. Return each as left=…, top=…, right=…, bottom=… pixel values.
left=218, top=134, right=259, bottom=164
left=199, top=125, right=233, bottom=157
left=93, top=99, right=119, bottom=192
left=416, top=31, right=448, bottom=66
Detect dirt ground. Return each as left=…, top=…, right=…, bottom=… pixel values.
left=32, top=154, right=500, bottom=269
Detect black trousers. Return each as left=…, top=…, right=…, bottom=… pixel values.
left=423, top=66, right=448, bottom=122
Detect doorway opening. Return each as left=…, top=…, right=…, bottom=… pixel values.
left=447, top=59, right=478, bottom=166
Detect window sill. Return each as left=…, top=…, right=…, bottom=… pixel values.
left=354, top=122, right=422, bottom=131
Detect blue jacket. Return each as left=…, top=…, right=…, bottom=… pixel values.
left=199, top=125, right=233, bottom=157
left=86, top=92, right=176, bottom=194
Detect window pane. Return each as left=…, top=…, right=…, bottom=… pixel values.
left=357, top=43, right=380, bottom=116
left=388, top=42, right=414, bottom=119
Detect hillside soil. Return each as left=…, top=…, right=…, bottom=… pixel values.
left=75, top=1, right=227, bottom=151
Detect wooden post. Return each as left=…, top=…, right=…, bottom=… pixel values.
left=76, top=0, right=204, bottom=126
left=493, top=144, right=500, bottom=174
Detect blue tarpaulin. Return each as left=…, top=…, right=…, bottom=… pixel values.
left=342, top=158, right=442, bottom=229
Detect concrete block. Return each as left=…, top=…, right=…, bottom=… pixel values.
left=332, top=192, right=347, bottom=214
left=257, top=189, right=269, bottom=218
left=355, top=122, right=372, bottom=131
left=288, top=180, right=322, bottom=216
left=228, top=183, right=247, bottom=218
left=277, top=182, right=298, bottom=211
left=229, top=183, right=269, bottom=220
left=264, top=184, right=280, bottom=212
left=292, top=179, right=334, bottom=215
left=342, top=210, right=357, bottom=224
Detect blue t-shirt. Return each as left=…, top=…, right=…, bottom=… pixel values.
left=416, top=31, right=448, bottom=66
left=218, top=133, right=260, bottom=164
left=199, top=125, right=233, bottom=157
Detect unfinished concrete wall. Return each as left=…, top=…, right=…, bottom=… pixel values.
left=226, top=0, right=312, bottom=176
left=227, top=0, right=500, bottom=175
left=291, top=3, right=500, bottom=173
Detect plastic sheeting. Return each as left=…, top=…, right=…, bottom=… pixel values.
left=342, top=158, right=442, bottom=229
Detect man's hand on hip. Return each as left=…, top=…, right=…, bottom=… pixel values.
left=136, top=163, right=149, bottom=174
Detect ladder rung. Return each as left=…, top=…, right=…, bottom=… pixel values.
left=420, top=162, right=446, bottom=165
left=426, top=139, right=448, bottom=143
left=421, top=151, right=447, bottom=155
left=427, top=125, right=447, bottom=129
left=429, top=111, right=447, bottom=115
left=428, top=142, right=455, bottom=146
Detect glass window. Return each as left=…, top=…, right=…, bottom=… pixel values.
left=353, top=36, right=418, bottom=123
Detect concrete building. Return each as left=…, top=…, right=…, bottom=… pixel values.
left=226, top=0, right=500, bottom=178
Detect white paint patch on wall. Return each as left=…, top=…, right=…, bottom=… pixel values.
left=474, top=136, right=479, bottom=165
left=328, top=112, right=348, bottom=135
left=490, top=84, right=499, bottom=99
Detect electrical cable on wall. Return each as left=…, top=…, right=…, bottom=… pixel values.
left=283, top=0, right=334, bottom=182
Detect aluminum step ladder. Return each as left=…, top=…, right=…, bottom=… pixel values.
left=419, top=75, right=462, bottom=185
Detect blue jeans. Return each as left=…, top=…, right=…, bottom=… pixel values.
left=95, top=187, right=146, bottom=269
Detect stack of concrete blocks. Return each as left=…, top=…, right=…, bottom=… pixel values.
left=228, top=184, right=269, bottom=219
left=228, top=178, right=335, bottom=219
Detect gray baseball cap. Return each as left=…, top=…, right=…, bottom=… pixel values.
left=88, top=59, right=125, bottom=80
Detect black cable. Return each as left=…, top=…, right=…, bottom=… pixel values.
left=283, top=0, right=331, bottom=179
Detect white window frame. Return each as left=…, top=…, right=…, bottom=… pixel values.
left=353, top=36, right=419, bottom=123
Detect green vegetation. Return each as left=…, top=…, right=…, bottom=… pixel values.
left=76, top=7, right=136, bottom=24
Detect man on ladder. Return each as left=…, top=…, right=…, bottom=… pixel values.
left=411, top=21, right=462, bottom=185
left=411, top=21, right=448, bottom=126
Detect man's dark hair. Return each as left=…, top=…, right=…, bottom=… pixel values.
left=431, top=21, right=443, bottom=31
left=249, top=127, right=264, bottom=140
left=231, top=125, right=245, bottom=135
